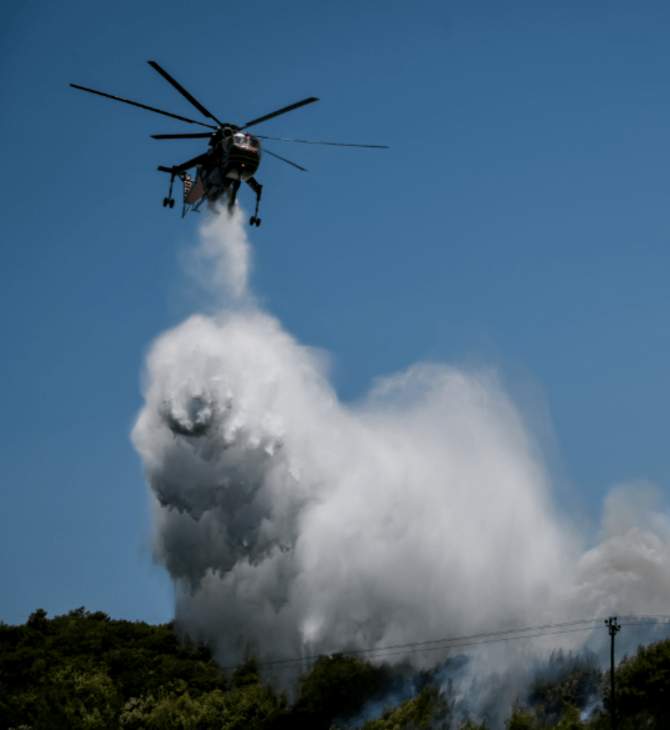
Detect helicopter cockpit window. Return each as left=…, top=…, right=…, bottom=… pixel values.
left=234, top=133, right=246, bottom=146
left=249, top=136, right=259, bottom=149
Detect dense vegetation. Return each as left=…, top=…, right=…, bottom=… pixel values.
left=1, top=608, right=668, bottom=730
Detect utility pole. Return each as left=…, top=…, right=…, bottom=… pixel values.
left=605, top=617, right=621, bottom=730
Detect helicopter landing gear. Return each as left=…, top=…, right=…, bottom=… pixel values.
left=247, top=177, right=263, bottom=227
left=163, top=174, right=176, bottom=209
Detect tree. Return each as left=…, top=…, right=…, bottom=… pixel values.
left=503, top=701, right=533, bottom=730
left=31, top=666, right=122, bottom=730
left=608, top=638, right=670, bottom=726
left=553, top=703, right=586, bottom=730
left=291, top=654, right=388, bottom=730
left=360, top=685, right=447, bottom=730
left=528, top=651, right=602, bottom=726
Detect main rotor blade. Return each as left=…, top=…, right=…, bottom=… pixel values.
left=70, top=84, right=217, bottom=129
left=151, top=132, right=213, bottom=139
left=255, top=135, right=388, bottom=149
left=241, top=97, right=319, bottom=130
left=148, top=61, right=223, bottom=126
left=262, top=148, right=307, bottom=171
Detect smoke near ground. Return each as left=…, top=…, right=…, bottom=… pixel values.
left=131, top=209, right=670, bottom=725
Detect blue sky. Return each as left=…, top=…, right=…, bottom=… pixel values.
left=2, top=0, right=670, bottom=626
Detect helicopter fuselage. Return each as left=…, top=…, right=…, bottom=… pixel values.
left=198, top=131, right=261, bottom=204
left=222, top=131, right=261, bottom=181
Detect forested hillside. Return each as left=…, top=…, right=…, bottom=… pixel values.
left=1, top=608, right=668, bottom=730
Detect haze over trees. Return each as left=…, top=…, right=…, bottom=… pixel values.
left=1, top=608, right=668, bottom=730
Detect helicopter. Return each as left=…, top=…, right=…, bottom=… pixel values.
left=71, top=61, right=388, bottom=225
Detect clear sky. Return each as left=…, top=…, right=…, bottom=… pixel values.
left=2, top=0, right=670, bottom=627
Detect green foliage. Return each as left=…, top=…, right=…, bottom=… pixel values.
left=528, top=652, right=602, bottom=726
left=290, top=653, right=389, bottom=730
left=581, top=715, right=611, bottom=730
left=231, top=656, right=261, bottom=688
left=39, top=665, right=122, bottom=729
left=26, top=609, right=48, bottom=634
left=605, top=637, right=670, bottom=727
left=504, top=702, right=534, bottom=729
left=0, top=608, right=225, bottom=730
left=222, top=680, right=284, bottom=730
left=120, top=688, right=229, bottom=730
left=359, top=685, right=446, bottom=730
left=119, top=668, right=283, bottom=730
left=500, top=700, right=592, bottom=729
left=553, top=703, right=586, bottom=730
left=3, top=607, right=670, bottom=730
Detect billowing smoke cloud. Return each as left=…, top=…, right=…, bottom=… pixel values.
left=570, top=480, right=670, bottom=618
left=132, top=210, right=670, bottom=723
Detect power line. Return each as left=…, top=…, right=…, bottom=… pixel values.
left=252, top=623, right=599, bottom=671
left=226, top=615, right=670, bottom=671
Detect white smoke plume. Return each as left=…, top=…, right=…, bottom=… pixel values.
left=569, top=480, right=670, bottom=618
left=182, top=203, right=252, bottom=301
left=132, top=211, right=670, bottom=723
